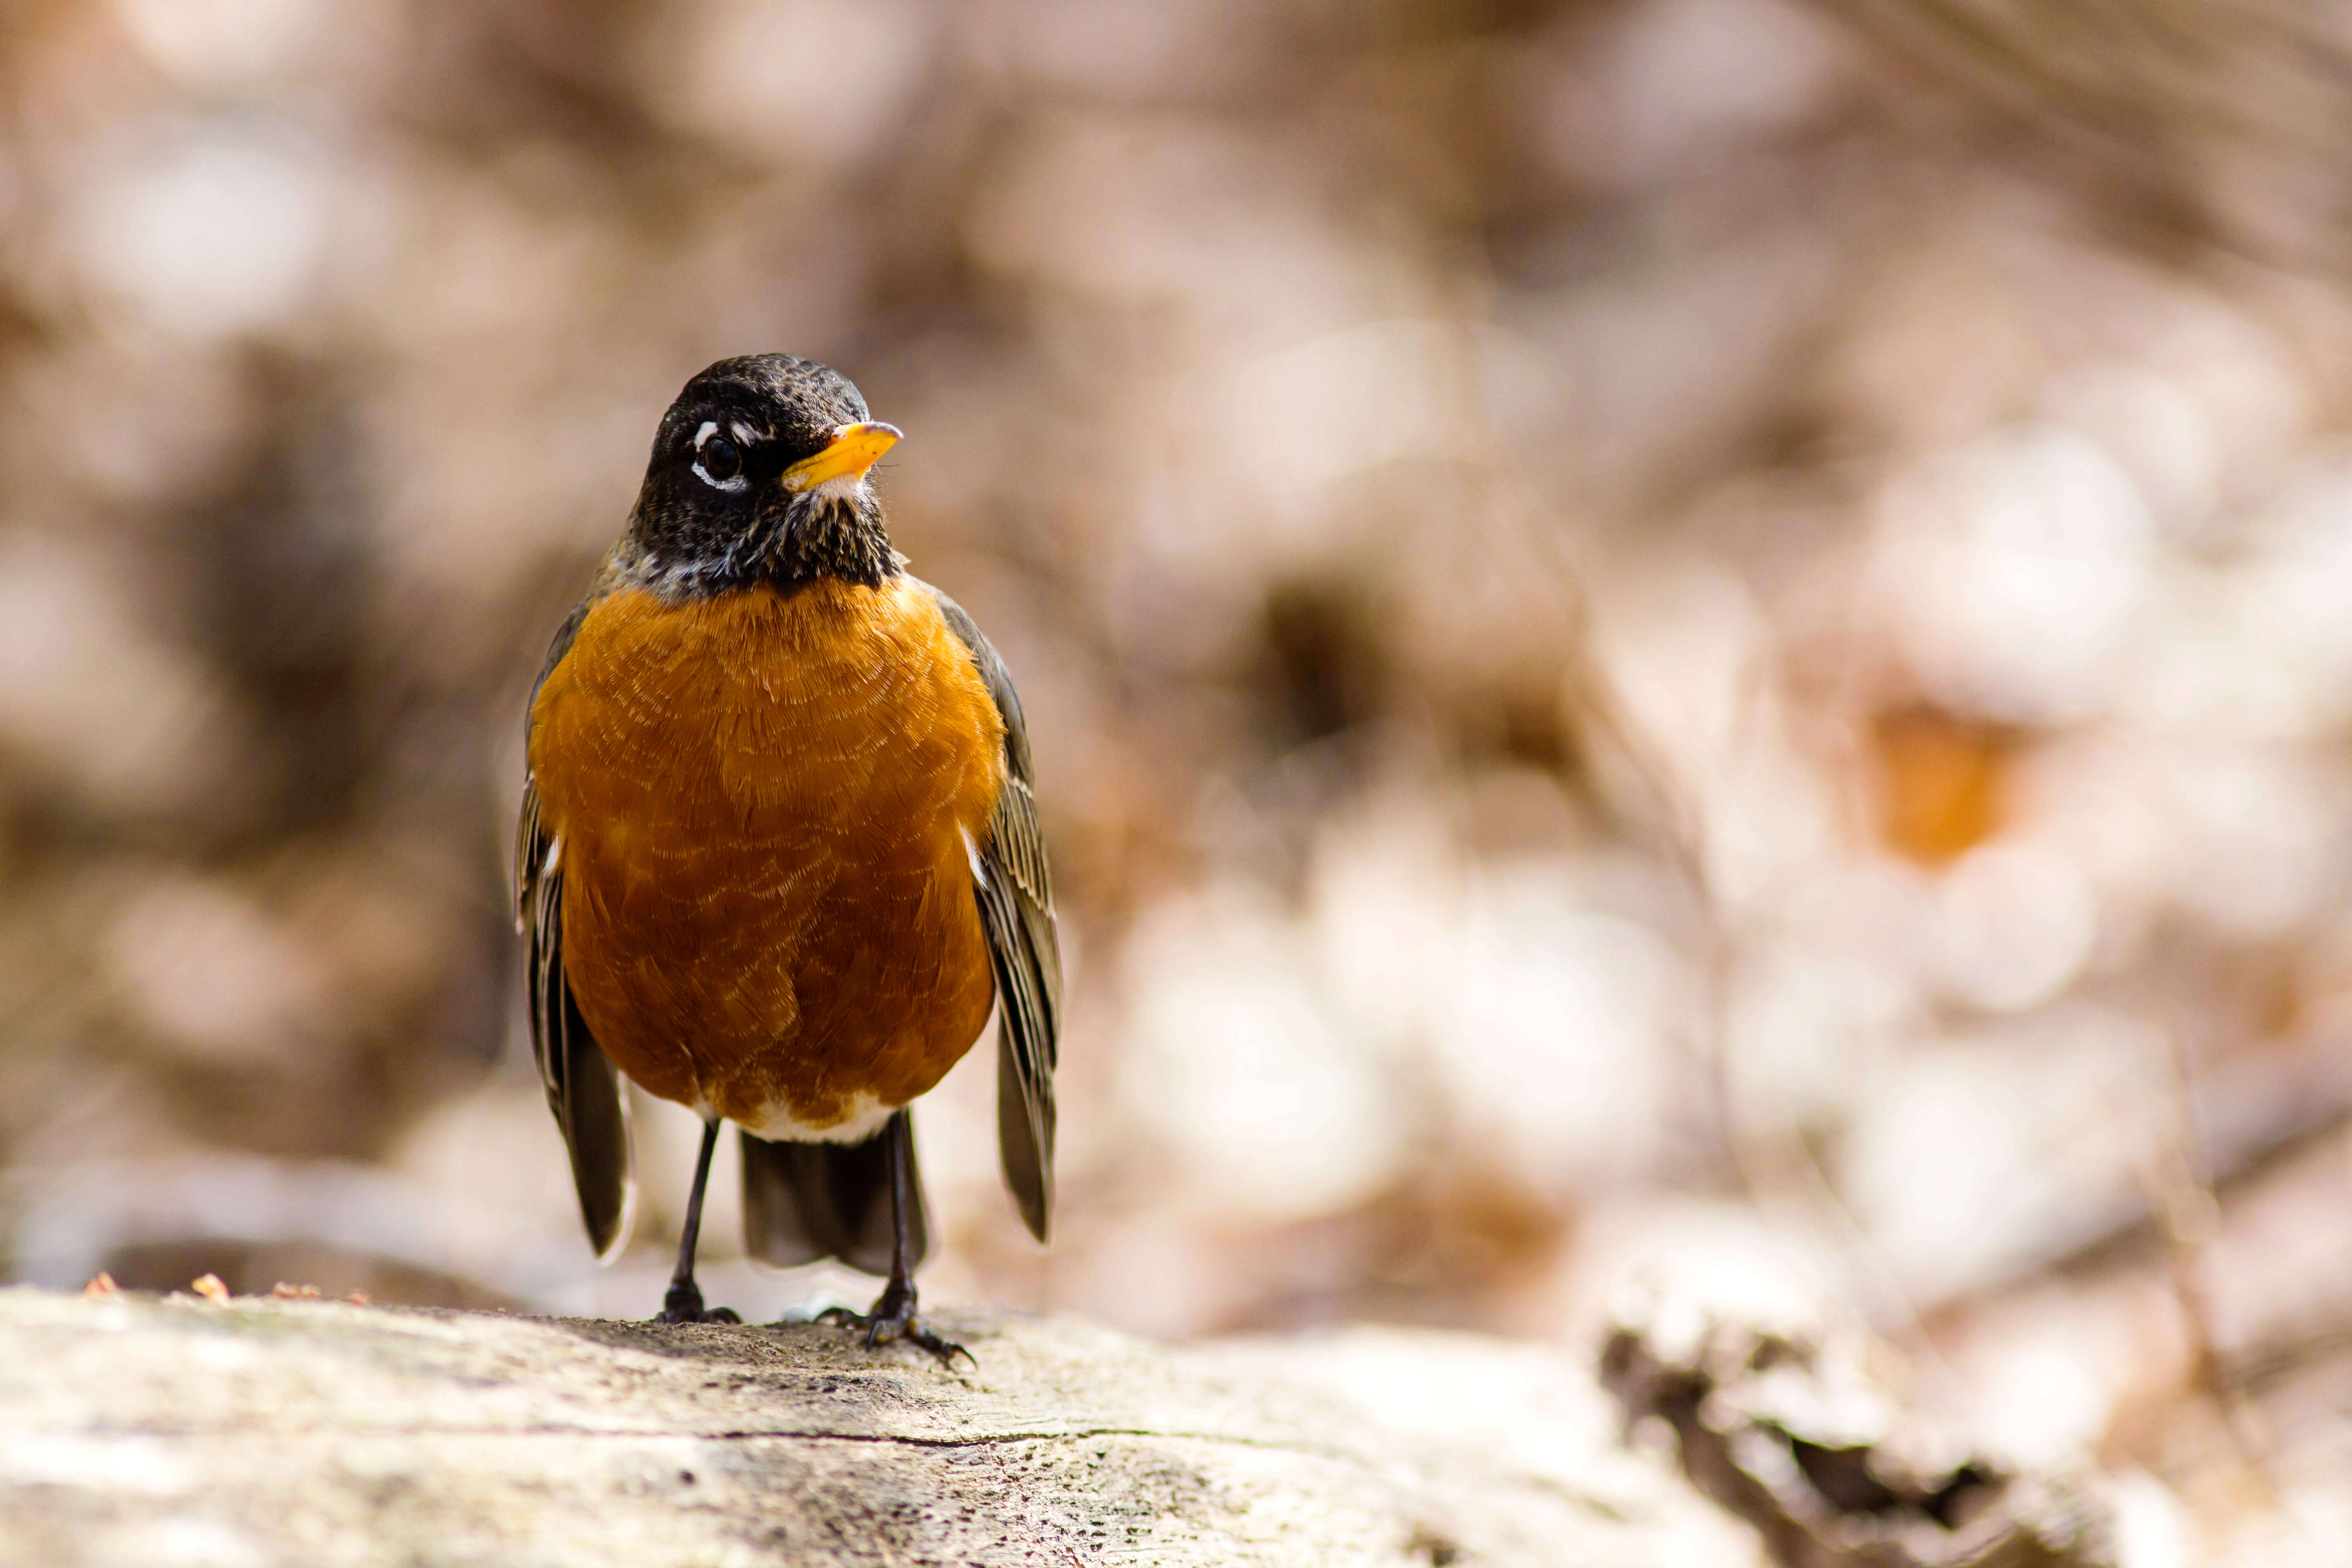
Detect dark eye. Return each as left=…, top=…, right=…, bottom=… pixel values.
left=699, top=437, right=742, bottom=483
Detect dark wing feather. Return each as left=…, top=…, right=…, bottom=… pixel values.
left=518, top=595, right=635, bottom=1261
left=927, top=581, right=1062, bottom=1243
left=739, top=1123, right=926, bottom=1276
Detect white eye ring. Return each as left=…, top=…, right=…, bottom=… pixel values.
left=690, top=421, right=748, bottom=493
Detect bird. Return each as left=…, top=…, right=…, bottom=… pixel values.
left=515, top=353, right=1060, bottom=1362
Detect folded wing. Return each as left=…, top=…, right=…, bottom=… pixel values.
left=518, top=602, right=636, bottom=1261
left=929, top=583, right=1062, bottom=1242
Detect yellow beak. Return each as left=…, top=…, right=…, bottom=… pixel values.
left=780, top=421, right=902, bottom=493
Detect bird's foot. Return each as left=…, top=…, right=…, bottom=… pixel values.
left=817, top=1284, right=972, bottom=1368
left=656, top=1280, right=741, bottom=1325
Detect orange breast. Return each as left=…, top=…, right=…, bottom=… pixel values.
left=528, top=577, right=1005, bottom=1137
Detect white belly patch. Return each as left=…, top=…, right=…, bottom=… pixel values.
left=733, top=1090, right=895, bottom=1145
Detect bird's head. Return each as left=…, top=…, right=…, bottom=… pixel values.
left=626, top=353, right=902, bottom=596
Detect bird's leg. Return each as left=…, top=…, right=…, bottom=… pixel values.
left=657, top=1116, right=741, bottom=1325
left=822, top=1111, right=969, bottom=1366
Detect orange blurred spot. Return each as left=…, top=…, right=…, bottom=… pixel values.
left=82, top=1272, right=118, bottom=1298
left=190, top=1272, right=230, bottom=1304
left=1870, top=706, right=2013, bottom=865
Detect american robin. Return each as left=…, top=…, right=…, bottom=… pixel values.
left=515, top=354, right=1060, bottom=1361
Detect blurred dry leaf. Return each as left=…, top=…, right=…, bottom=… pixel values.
left=1870, top=706, right=2014, bottom=867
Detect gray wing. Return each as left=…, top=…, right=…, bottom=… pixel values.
left=517, top=597, right=636, bottom=1261
left=927, top=581, right=1062, bottom=1243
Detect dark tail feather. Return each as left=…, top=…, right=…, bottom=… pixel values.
left=739, top=1120, right=929, bottom=1277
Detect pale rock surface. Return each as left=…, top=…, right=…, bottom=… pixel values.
left=0, top=1287, right=1759, bottom=1568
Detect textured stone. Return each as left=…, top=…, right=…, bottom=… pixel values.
left=0, top=1287, right=1754, bottom=1568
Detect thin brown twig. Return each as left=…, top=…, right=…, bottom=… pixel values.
left=2144, top=1025, right=2275, bottom=1488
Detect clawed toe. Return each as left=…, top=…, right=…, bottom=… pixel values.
left=896, top=1323, right=974, bottom=1368
left=818, top=1299, right=972, bottom=1367
left=656, top=1305, right=742, bottom=1325
left=657, top=1279, right=741, bottom=1325
left=655, top=1304, right=741, bottom=1325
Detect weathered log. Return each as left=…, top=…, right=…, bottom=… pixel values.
left=0, top=1285, right=1757, bottom=1567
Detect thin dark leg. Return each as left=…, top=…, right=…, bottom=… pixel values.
left=823, top=1111, right=968, bottom=1366
left=869, top=1109, right=920, bottom=1323
left=657, top=1117, right=740, bottom=1325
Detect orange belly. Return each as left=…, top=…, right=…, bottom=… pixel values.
left=528, top=577, right=1005, bottom=1138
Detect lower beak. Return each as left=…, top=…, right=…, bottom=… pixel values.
left=781, top=421, right=902, bottom=493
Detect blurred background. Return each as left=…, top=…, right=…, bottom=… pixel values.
left=2, top=0, right=2350, bottom=1557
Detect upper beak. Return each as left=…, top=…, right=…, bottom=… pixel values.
left=780, top=421, right=902, bottom=493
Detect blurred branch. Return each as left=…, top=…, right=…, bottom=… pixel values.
left=1809, top=0, right=2352, bottom=262
left=1936, top=1032, right=2352, bottom=1313
left=2142, top=1027, right=2275, bottom=1479
left=1813, top=0, right=2349, bottom=143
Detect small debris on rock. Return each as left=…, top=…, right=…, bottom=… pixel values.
left=82, top=1272, right=118, bottom=1298
left=1600, top=1284, right=2116, bottom=1568
left=272, top=1283, right=322, bottom=1299
left=346, top=1291, right=371, bottom=1306
left=191, top=1274, right=231, bottom=1305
